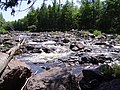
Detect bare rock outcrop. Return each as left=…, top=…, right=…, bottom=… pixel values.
left=24, top=67, right=80, bottom=90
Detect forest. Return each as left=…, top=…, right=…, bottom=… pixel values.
left=0, top=0, right=120, bottom=34
left=1, top=0, right=120, bottom=90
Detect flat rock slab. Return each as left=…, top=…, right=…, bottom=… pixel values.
left=25, top=67, right=80, bottom=90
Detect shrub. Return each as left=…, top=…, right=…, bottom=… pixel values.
left=0, top=28, right=8, bottom=34
left=98, top=64, right=114, bottom=75
left=93, top=30, right=102, bottom=36
left=28, top=25, right=37, bottom=32
left=81, top=30, right=91, bottom=37
left=112, top=63, right=120, bottom=75
left=116, top=35, right=120, bottom=41
left=83, top=30, right=90, bottom=35
left=98, top=63, right=120, bottom=76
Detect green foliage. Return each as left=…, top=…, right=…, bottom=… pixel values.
left=98, top=63, right=120, bottom=76
left=93, top=30, right=101, bottom=36
left=80, top=30, right=91, bottom=37
left=27, top=7, right=37, bottom=26
left=2, top=0, right=120, bottom=33
left=59, top=0, right=77, bottom=30
left=0, top=12, right=8, bottom=34
left=28, top=25, right=37, bottom=32
left=0, top=28, right=8, bottom=34
left=98, top=64, right=114, bottom=75
left=112, top=63, right=120, bottom=75
left=116, top=35, right=120, bottom=41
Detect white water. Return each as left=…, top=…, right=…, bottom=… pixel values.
left=20, top=41, right=72, bottom=63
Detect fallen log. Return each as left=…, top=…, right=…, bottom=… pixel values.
left=6, top=38, right=26, bottom=55
left=0, top=38, right=26, bottom=77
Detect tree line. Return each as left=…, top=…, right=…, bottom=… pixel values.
left=1, top=0, right=120, bottom=34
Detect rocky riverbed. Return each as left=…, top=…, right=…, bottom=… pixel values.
left=1, top=30, right=120, bottom=90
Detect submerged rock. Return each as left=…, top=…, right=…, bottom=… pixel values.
left=62, top=38, right=70, bottom=43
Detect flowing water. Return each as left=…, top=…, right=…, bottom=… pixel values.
left=15, top=32, right=120, bottom=74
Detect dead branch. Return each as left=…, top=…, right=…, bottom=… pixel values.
left=0, top=38, right=26, bottom=77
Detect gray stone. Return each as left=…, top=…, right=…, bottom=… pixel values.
left=97, top=79, right=120, bottom=90
left=25, top=67, right=80, bottom=90
left=70, top=42, right=85, bottom=51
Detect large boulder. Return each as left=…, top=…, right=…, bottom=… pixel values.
left=26, top=45, right=34, bottom=51
left=0, top=66, right=31, bottom=90
left=0, top=54, right=31, bottom=90
left=79, top=64, right=115, bottom=90
left=79, top=69, right=103, bottom=89
left=25, top=67, right=80, bottom=90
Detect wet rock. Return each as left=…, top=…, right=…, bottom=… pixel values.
left=83, top=48, right=92, bottom=52
left=42, top=47, right=51, bottom=53
left=95, top=42, right=107, bottom=45
left=4, top=40, right=16, bottom=46
left=62, top=38, right=70, bottom=43
left=3, top=38, right=10, bottom=42
left=31, top=48, right=42, bottom=53
left=80, top=69, right=102, bottom=89
left=25, top=67, right=79, bottom=90
left=95, top=35, right=107, bottom=40
left=89, top=33, right=95, bottom=39
left=0, top=47, right=9, bottom=53
left=0, top=39, right=3, bottom=44
left=96, top=64, right=114, bottom=81
left=77, top=42, right=85, bottom=49
left=95, top=54, right=113, bottom=63
left=97, top=79, right=120, bottom=90
left=108, top=39, right=116, bottom=45
left=70, top=42, right=85, bottom=51
left=82, top=69, right=103, bottom=81
left=42, top=47, right=55, bottom=53
left=26, top=45, right=34, bottom=51
left=81, top=56, right=91, bottom=63
left=81, top=56, right=99, bottom=65
left=80, top=54, right=113, bottom=65
left=79, top=64, right=116, bottom=90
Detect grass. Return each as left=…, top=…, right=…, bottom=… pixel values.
left=93, top=30, right=102, bottom=36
